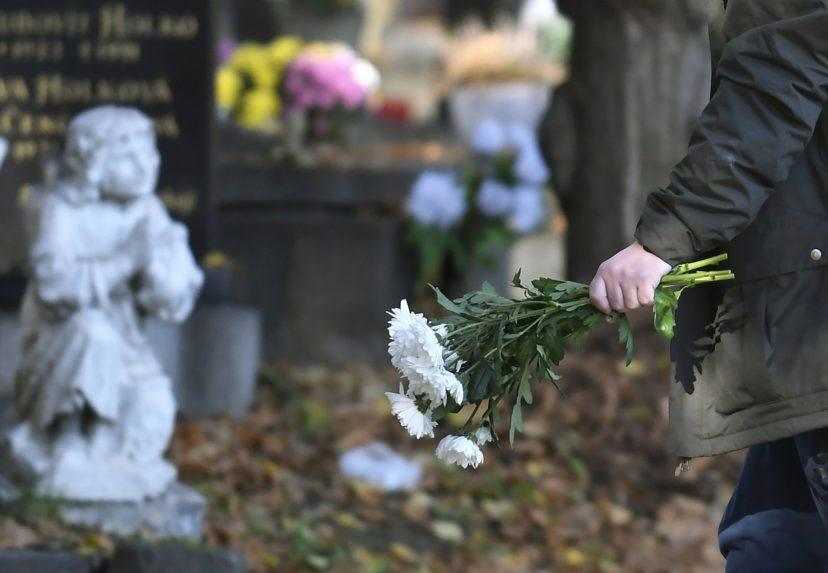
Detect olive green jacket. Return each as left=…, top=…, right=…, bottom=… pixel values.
left=635, top=0, right=828, bottom=458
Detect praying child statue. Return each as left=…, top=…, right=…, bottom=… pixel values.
left=3, top=106, right=203, bottom=501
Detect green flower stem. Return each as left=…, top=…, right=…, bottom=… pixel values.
left=660, top=271, right=735, bottom=285
left=670, top=252, right=729, bottom=275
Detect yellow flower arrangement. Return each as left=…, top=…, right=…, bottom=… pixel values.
left=216, top=67, right=243, bottom=110
left=229, top=44, right=279, bottom=89
left=268, top=36, right=303, bottom=73
left=237, top=88, right=281, bottom=129
left=216, top=37, right=307, bottom=129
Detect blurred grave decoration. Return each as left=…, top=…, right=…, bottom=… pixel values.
left=406, top=119, right=551, bottom=292
left=522, top=0, right=572, bottom=63
left=444, top=24, right=565, bottom=89
left=0, top=107, right=206, bottom=534
left=398, top=15, right=565, bottom=294
left=338, top=441, right=422, bottom=492
left=216, top=36, right=380, bottom=148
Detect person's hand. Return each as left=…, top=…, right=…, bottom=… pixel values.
left=589, top=242, right=672, bottom=314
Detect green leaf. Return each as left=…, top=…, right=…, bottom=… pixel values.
left=617, top=315, right=635, bottom=366
left=653, top=288, right=679, bottom=340
left=531, top=277, right=561, bottom=295
left=468, top=362, right=497, bottom=403
left=519, top=374, right=534, bottom=406
left=512, top=268, right=523, bottom=287
left=541, top=329, right=566, bottom=364
left=509, top=401, right=523, bottom=445
left=431, top=285, right=468, bottom=317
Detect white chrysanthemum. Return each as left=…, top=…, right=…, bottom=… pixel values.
left=470, top=119, right=507, bottom=155
left=388, top=299, right=444, bottom=373
left=388, top=301, right=465, bottom=407
left=473, top=425, right=493, bottom=446
left=406, top=171, right=467, bottom=230
left=508, top=186, right=547, bottom=234
left=407, top=367, right=464, bottom=406
left=386, top=392, right=436, bottom=439
left=477, top=179, right=515, bottom=217
left=432, top=324, right=449, bottom=338
left=435, top=435, right=484, bottom=469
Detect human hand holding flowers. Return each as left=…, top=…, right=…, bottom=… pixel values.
left=589, top=242, right=672, bottom=314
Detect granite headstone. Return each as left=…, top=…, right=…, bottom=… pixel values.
left=0, top=0, right=214, bottom=302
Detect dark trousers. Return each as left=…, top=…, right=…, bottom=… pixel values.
left=719, top=429, right=828, bottom=572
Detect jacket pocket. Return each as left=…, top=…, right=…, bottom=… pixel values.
left=728, top=206, right=828, bottom=283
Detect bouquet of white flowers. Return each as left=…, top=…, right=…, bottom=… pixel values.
left=386, top=253, right=734, bottom=469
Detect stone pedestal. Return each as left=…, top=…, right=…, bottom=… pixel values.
left=144, top=307, right=260, bottom=420
left=107, top=542, right=246, bottom=573
left=180, top=304, right=261, bottom=419
left=0, top=311, right=21, bottom=395
left=0, top=550, right=92, bottom=573
left=57, top=482, right=206, bottom=540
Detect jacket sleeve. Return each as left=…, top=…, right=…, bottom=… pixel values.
left=635, top=8, right=828, bottom=265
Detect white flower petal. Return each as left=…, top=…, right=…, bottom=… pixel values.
left=386, top=392, right=436, bottom=439
left=473, top=426, right=493, bottom=446
left=435, top=435, right=484, bottom=469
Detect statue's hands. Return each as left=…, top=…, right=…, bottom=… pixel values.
left=589, top=242, right=671, bottom=314
left=125, top=219, right=153, bottom=274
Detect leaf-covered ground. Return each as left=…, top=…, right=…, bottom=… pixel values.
left=172, top=320, right=742, bottom=572
left=0, top=320, right=742, bottom=572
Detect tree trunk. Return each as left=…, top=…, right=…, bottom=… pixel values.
left=541, top=0, right=722, bottom=281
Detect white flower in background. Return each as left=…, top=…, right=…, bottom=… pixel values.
left=506, top=124, right=550, bottom=186
left=514, top=145, right=550, bottom=186
left=506, top=123, right=535, bottom=151
left=477, top=179, right=515, bottom=217
left=473, top=425, right=493, bottom=446
left=435, top=435, right=484, bottom=468
left=406, top=171, right=467, bottom=230
left=353, top=57, right=381, bottom=94
left=519, top=0, right=558, bottom=30
left=508, top=185, right=547, bottom=234
left=386, top=391, right=436, bottom=439
left=470, top=118, right=507, bottom=155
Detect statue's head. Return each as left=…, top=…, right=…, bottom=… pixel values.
left=64, top=106, right=160, bottom=202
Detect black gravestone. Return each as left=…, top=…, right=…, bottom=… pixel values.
left=0, top=1, right=214, bottom=306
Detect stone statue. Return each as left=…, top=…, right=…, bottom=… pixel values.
left=2, top=106, right=204, bottom=502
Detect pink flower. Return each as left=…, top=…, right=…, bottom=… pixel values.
left=283, top=48, right=375, bottom=113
